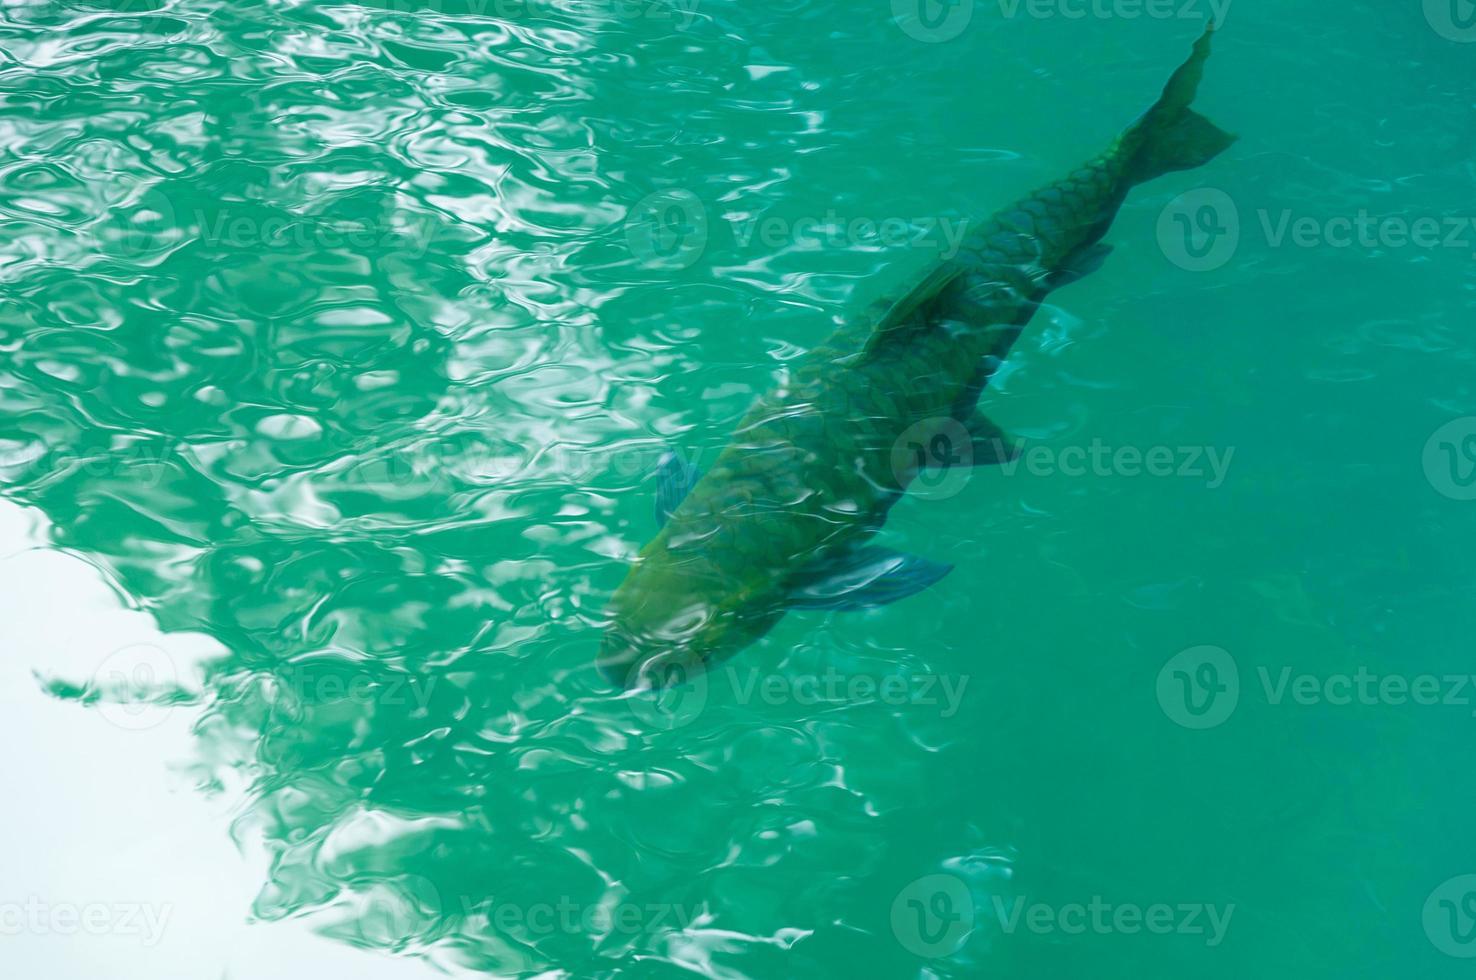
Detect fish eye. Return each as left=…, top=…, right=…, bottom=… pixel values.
left=658, top=605, right=712, bottom=641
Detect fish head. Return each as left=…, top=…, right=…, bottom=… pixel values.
left=597, top=547, right=786, bottom=689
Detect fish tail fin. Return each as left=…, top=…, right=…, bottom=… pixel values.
left=1121, top=22, right=1236, bottom=186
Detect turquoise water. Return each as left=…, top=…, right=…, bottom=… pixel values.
left=4, top=1, right=1476, bottom=976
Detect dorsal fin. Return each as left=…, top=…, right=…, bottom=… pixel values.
left=860, top=262, right=965, bottom=358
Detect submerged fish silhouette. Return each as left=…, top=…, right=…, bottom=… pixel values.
left=601, top=25, right=1235, bottom=688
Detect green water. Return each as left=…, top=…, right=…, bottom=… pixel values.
left=4, top=1, right=1476, bottom=977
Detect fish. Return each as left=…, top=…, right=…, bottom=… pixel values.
left=599, top=25, right=1235, bottom=689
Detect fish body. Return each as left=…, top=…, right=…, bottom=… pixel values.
left=601, top=26, right=1234, bottom=688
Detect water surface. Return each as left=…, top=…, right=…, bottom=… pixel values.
left=3, top=1, right=1476, bottom=977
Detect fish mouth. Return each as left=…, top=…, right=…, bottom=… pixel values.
left=596, top=626, right=664, bottom=690
left=598, top=594, right=720, bottom=689
left=596, top=625, right=704, bottom=690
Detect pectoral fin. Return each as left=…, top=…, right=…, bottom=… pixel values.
left=860, top=262, right=966, bottom=359
left=965, top=411, right=1021, bottom=465
left=655, top=451, right=701, bottom=526
left=789, top=546, right=954, bottom=610
left=1050, top=243, right=1113, bottom=289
